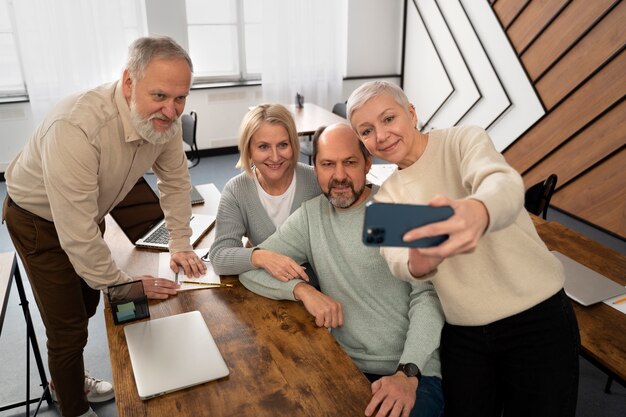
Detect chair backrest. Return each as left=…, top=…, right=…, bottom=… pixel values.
left=524, top=174, right=558, bottom=219
left=181, top=111, right=197, bottom=148
left=332, top=102, right=347, bottom=118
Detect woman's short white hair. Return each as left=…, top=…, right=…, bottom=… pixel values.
left=346, top=81, right=410, bottom=125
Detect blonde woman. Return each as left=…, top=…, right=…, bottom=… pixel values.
left=209, top=104, right=321, bottom=281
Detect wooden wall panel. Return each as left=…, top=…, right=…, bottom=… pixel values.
left=551, top=150, right=626, bottom=238
left=521, top=0, right=616, bottom=81
left=493, top=0, right=529, bottom=29
left=493, top=0, right=626, bottom=239
left=522, top=99, right=626, bottom=188
left=507, top=0, right=569, bottom=53
left=536, top=1, right=626, bottom=109
left=504, top=50, right=625, bottom=173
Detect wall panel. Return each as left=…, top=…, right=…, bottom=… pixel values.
left=504, top=50, right=625, bottom=174
left=522, top=99, right=626, bottom=188
left=493, top=0, right=529, bottom=28
left=494, top=1, right=626, bottom=239
left=521, top=0, right=616, bottom=81
left=507, top=0, right=569, bottom=53
left=551, top=150, right=626, bottom=238
left=535, top=1, right=626, bottom=109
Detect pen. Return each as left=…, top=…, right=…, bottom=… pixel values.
left=612, top=296, right=626, bottom=304
left=181, top=281, right=233, bottom=288
left=175, top=271, right=179, bottom=285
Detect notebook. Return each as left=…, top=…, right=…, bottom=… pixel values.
left=190, top=185, right=205, bottom=205
left=552, top=251, right=626, bottom=306
left=109, top=177, right=215, bottom=251
left=124, top=310, right=229, bottom=400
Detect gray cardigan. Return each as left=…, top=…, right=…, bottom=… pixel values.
left=209, top=163, right=321, bottom=275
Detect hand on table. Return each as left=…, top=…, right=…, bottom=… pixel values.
left=294, top=283, right=343, bottom=328
left=365, top=372, right=418, bottom=417
left=170, top=250, right=207, bottom=278
left=135, top=275, right=179, bottom=300
left=251, top=249, right=309, bottom=282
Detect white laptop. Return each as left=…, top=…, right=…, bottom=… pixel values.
left=552, top=251, right=626, bottom=306
left=124, top=311, right=229, bottom=400
left=109, top=177, right=215, bottom=250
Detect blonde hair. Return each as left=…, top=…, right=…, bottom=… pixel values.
left=236, top=104, right=300, bottom=174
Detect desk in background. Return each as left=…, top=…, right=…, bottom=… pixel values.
left=289, top=103, right=347, bottom=136
left=533, top=217, right=626, bottom=385
left=104, top=184, right=371, bottom=416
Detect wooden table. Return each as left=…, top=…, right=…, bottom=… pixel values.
left=533, top=217, right=626, bottom=385
left=289, top=103, right=347, bottom=136
left=103, top=184, right=371, bottom=416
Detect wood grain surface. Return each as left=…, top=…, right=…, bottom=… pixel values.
left=103, top=184, right=372, bottom=416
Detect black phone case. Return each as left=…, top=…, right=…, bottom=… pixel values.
left=363, top=202, right=454, bottom=248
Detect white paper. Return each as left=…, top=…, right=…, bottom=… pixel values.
left=603, top=287, right=626, bottom=315
left=157, top=249, right=221, bottom=291
left=367, top=164, right=397, bottom=186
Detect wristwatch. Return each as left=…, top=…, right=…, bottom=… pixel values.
left=396, top=363, right=422, bottom=382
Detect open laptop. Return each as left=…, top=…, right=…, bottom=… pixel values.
left=552, top=251, right=626, bottom=306
left=109, top=177, right=215, bottom=250
left=124, top=311, right=229, bottom=400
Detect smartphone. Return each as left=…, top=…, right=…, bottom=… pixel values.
left=363, top=202, right=454, bottom=248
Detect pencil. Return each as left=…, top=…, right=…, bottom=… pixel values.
left=180, top=280, right=233, bottom=288
left=612, top=296, right=626, bottom=304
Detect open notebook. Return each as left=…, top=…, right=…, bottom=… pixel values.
left=124, top=311, right=229, bottom=400
left=158, top=249, right=221, bottom=290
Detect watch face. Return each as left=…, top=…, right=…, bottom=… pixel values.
left=402, top=363, right=420, bottom=378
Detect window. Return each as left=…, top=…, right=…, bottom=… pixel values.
left=185, top=0, right=261, bottom=84
left=0, top=0, right=26, bottom=98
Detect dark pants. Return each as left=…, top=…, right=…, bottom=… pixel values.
left=364, top=373, right=444, bottom=417
left=4, top=196, right=101, bottom=417
left=441, top=289, right=580, bottom=417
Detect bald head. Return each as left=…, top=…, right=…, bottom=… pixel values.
left=313, top=123, right=370, bottom=165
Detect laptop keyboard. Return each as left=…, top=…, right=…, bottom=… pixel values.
left=144, top=224, right=169, bottom=244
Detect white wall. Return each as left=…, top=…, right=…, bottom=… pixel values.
left=0, top=0, right=403, bottom=172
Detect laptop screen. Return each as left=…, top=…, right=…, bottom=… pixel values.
left=109, top=177, right=164, bottom=243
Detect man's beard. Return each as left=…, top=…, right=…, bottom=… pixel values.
left=129, top=97, right=180, bottom=145
left=323, top=178, right=365, bottom=209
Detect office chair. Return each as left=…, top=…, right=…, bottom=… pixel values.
left=524, top=174, right=557, bottom=219
left=181, top=111, right=200, bottom=168
left=332, top=101, right=347, bottom=118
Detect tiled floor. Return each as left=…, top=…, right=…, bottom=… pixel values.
left=0, top=152, right=624, bottom=417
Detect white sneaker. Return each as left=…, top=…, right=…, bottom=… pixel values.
left=83, top=371, right=115, bottom=403
left=50, top=371, right=115, bottom=404
left=77, top=407, right=99, bottom=417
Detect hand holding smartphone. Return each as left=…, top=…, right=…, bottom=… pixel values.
left=363, top=202, right=454, bottom=248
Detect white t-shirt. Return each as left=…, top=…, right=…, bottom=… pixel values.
left=253, top=169, right=297, bottom=228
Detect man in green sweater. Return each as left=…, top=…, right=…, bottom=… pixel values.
left=240, top=124, right=444, bottom=417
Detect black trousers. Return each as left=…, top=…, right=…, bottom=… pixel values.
left=441, top=289, right=580, bottom=417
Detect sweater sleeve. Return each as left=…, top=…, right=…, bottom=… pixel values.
left=458, top=126, right=525, bottom=233
left=239, top=205, right=312, bottom=300
left=209, top=181, right=256, bottom=275
left=399, top=281, right=444, bottom=377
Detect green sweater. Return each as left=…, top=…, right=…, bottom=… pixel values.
left=240, top=187, right=444, bottom=377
